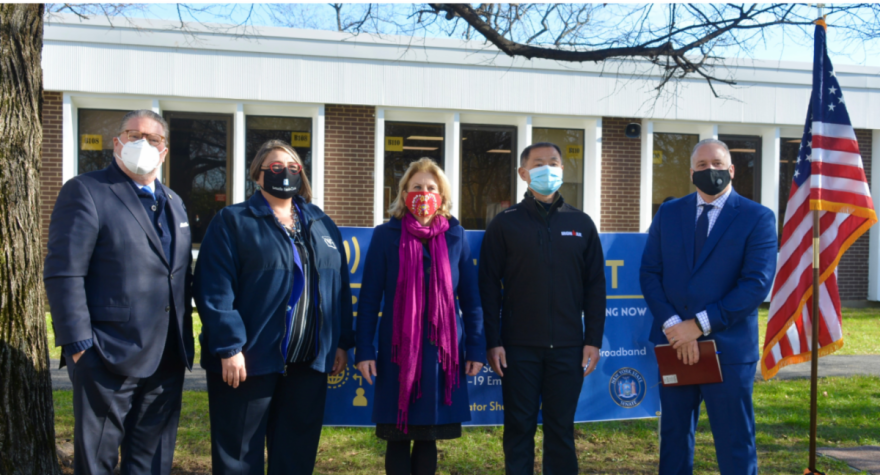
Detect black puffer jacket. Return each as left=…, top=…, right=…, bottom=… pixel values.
left=478, top=192, right=606, bottom=349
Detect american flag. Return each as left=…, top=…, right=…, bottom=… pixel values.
left=761, top=20, right=877, bottom=380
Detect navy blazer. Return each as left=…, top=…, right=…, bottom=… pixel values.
left=639, top=190, right=777, bottom=364
left=194, top=192, right=355, bottom=376
left=43, top=164, right=194, bottom=378
left=355, top=217, right=486, bottom=425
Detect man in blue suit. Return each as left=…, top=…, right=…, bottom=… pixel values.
left=44, top=110, right=194, bottom=475
left=640, top=138, right=777, bottom=474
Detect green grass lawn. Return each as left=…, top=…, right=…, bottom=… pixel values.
left=759, top=307, right=880, bottom=355
left=52, top=376, right=879, bottom=474
left=47, top=309, right=879, bottom=472
left=46, top=307, right=880, bottom=360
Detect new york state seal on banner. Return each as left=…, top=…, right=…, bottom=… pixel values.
left=609, top=367, right=646, bottom=409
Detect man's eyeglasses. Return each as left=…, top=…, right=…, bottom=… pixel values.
left=261, top=161, right=301, bottom=175
left=122, top=130, right=166, bottom=150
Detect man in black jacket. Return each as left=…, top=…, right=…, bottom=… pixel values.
left=479, top=142, right=606, bottom=475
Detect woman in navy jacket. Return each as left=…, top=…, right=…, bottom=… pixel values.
left=356, top=158, right=485, bottom=475
left=194, top=140, right=354, bottom=475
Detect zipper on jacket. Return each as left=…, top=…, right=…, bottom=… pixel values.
left=284, top=215, right=325, bottom=371
left=306, top=217, right=324, bottom=359
left=546, top=219, right=555, bottom=348
left=267, top=213, right=297, bottom=374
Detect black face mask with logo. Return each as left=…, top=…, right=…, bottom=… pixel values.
left=692, top=168, right=731, bottom=196
left=262, top=168, right=302, bottom=199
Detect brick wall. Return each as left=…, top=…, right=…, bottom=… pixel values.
left=600, top=117, right=642, bottom=232
left=836, top=129, right=873, bottom=301
left=323, top=105, right=376, bottom=227
left=40, top=91, right=63, bottom=258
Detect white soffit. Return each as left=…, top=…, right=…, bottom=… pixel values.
left=42, top=14, right=880, bottom=129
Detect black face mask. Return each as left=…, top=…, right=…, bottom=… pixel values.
left=692, top=168, right=731, bottom=196
left=261, top=168, right=302, bottom=199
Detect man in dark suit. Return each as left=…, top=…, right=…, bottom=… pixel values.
left=44, top=110, right=194, bottom=475
left=640, top=139, right=777, bottom=474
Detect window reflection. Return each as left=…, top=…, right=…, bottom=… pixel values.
left=652, top=133, right=699, bottom=216
left=77, top=109, right=127, bottom=174
left=246, top=116, right=312, bottom=198
left=164, top=112, right=232, bottom=245
left=384, top=122, right=445, bottom=220
left=532, top=128, right=585, bottom=210
left=460, top=125, right=516, bottom=230
left=778, top=138, right=801, bottom=242
left=719, top=135, right=761, bottom=202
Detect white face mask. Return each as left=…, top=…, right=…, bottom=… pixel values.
left=117, top=138, right=161, bottom=176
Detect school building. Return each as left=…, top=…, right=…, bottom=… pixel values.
left=39, top=14, right=880, bottom=304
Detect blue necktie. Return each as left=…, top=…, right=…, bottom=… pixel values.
left=694, top=204, right=714, bottom=261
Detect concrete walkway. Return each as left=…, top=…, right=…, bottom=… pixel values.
left=49, top=355, right=880, bottom=391
left=754, top=354, right=880, bottom=381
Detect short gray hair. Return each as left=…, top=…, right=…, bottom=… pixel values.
left=119, top=110, right=169, bottom=141
left=690, top=138, right=730, bottom=167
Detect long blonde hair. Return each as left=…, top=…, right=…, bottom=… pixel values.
left=388, top=158, right=453, bottom=220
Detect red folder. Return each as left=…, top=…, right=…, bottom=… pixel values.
left=654, top=340, right=723, bottom=387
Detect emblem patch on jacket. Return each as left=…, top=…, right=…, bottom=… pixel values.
left=322, top=236, right=337, bottom=249
left=561, top=230, right=582, bottom=237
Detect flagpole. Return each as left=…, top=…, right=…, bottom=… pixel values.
left=808, top=5, right=824, bottom=471
left=808, top=209, right=821, bottom=473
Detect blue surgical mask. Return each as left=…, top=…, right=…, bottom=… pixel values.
left=528, top=165, right=563, bottom=196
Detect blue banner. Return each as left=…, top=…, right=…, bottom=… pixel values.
left=323, top=229, right=659, bottom=426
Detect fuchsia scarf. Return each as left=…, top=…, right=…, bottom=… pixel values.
left=392, top=212, right=459, bottom=430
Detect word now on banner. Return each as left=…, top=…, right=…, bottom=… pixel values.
left=324, top=229, right=660, bottom=426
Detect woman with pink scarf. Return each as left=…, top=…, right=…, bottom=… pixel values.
left=356, top=158, right=486, bottom=475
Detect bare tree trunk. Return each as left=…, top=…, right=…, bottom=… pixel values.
left=0, top=4, right=61, bottom=474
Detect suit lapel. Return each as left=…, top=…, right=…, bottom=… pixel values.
left=108, top=170, right=169, bottom=268
left=680, top=194, right=697, bottom=272
left=693, top=191, right=741, bottom=272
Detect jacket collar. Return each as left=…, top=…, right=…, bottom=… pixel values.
left=247, top=191, right=275, bottom=218
left=523, top=190, right=564, bottom=218
left=683, top=188, right=742, bottom=272
left=106, top=162, right=170, bottom=267
left=247, top=191, right=327, bottom=224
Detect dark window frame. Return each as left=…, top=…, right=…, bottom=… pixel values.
left=383, top=121, right=447, bottom=220
left=245, top=115, right=313, bottom=199
left=76, top=108, right=129, bottom=176
left=459, top=123, right=518, bottom=230
left=719, top=134, right=763, bottom=204
left=532, top=126, right=586, bottom=211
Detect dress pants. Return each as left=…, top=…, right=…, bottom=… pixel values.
left=206, top=362, right=328, bottom=475
left=67, top=343, right=185, bottom=475
left=502, top=345, right=584, bottom=475
left=658, top=362, right=758, bottom=475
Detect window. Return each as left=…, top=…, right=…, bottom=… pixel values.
left=719, top=135, right=761, bottom=202
left=653, top=133, right=699, bottom=216
left=246, top=116, right=312, bottom=198
left=460, top=125, right=517, bottom=230
left=164, top=112, right=233, bottom=245
left=532, top=127, right=585, bottom=210
left=383, top=122, right=445, bottom=220
left=77, top=109, right=127, bottom=175
left=778, top=138, right=802, bottom=240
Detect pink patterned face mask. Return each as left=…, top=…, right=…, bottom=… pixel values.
left=406, top=191, right=441, bottom=218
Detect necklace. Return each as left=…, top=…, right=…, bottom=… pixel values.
left=280, top=206, right=300, bottom=236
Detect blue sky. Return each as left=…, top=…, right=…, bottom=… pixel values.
left=114, top=3, right=880, bottom=68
